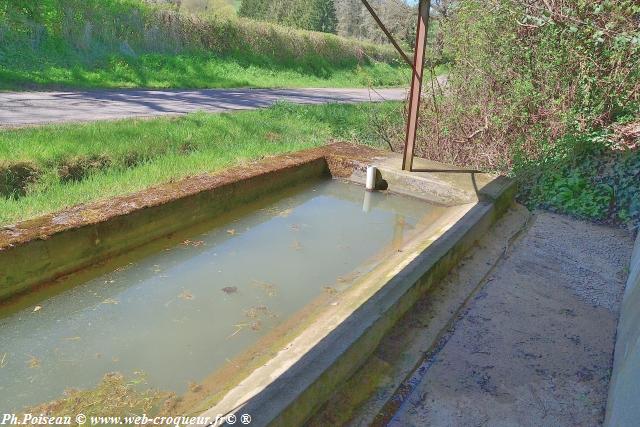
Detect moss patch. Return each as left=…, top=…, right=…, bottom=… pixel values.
left=58, top=155, right=113, bottom=183
left=0, top=161, right=41, bottom=199
left=21, top=372, right=174, bottom=425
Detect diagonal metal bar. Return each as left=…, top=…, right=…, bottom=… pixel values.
left=359, top=0, right=414, bottom=68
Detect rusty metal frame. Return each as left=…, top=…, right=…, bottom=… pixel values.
left=402, top=0, right=430, bottom=171
left=359, top=0, right=431, bottom=171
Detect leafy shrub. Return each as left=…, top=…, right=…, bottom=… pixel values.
left=370, top=0, right=639, bottom=228
left=394, top=0, right=638, bottom=170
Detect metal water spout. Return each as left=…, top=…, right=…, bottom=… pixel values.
left=366, top=166, right=378, bottom=191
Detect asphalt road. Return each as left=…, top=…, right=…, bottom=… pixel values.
left=0, top=87, right=407, bottom=127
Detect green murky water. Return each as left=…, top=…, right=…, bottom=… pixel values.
left=0, top=179, right=441, bottom=412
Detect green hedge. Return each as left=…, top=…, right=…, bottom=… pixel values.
left=0, top=0, right=398, bottom=72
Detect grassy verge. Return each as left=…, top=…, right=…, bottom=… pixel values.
left=0, top=101, right=402, bottom=226
left=0, top=53, right=409, bottom=90
left=0, top=1, right=408, bottom=90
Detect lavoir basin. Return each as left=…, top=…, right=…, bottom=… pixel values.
left=0, top=179, right=441, bottom=413
left=0, top=143, right=515, bottom=424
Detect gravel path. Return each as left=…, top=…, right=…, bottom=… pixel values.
left=0, top=87, right=406, bottom=127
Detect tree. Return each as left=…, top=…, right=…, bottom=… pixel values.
left=239, top=0, right=338, bottom=34
left=431, top=0, right=455, bottom=19
left=238, top=0, right=269, bottom=20
left=310, top=0, right=338, bottom=34
left=335, top=0, right=415, bottom=46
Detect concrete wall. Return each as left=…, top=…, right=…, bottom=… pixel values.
left=606, top=232, right=640, bottom=426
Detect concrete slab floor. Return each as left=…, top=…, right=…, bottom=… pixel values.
left=311, top=209, right=634, bottom=427
left=370, top=154, right=497, bottom=206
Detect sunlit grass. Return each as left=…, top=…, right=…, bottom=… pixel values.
left=0, top=0, right=410, bottom=91
left=0, top=101, right=404, bottom=225
left=0, top=53, right=410, bottom=90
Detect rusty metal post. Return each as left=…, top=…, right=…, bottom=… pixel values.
left=402, top=0, right=431, bottom=171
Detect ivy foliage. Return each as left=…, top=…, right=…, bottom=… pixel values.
left=518, top=120, right=640, bottom=228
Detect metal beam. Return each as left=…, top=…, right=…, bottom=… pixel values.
left=358, top=0, right=432, bottom=172
left=359, top=0, right=413, bottom=68
left=402, top=0, right=431, bottom=171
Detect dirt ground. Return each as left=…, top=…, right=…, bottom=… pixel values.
left=311, top=207, right=634, bottom=427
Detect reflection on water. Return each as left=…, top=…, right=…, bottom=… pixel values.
left=0, top=179, right=440, bottom=412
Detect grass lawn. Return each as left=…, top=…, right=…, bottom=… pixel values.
left=0, top=53, right=411, bottom=91
left=0, top=1, right=410, bottom=91
left=0, top=101, right=404, bottom=226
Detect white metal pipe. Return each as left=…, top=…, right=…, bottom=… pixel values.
left=366, top=166, right=377, bottom=191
